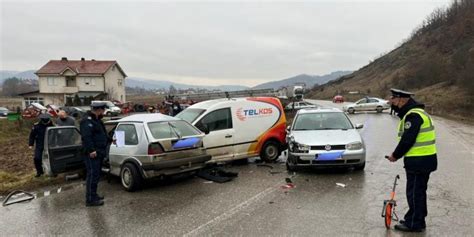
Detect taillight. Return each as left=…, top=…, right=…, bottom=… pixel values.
left=148, top=143, right=164, bottom=155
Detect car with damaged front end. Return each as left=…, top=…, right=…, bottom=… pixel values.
left=285, top=107, right=366, bottom=171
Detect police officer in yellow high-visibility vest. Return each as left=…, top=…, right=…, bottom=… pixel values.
left=387, top=88, right=437, bottom=232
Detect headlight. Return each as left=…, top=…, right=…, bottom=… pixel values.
left=346, top=142, right=363, bottom=150
left=290, top=142, right=310, bottom=153
left=297, top=143, right=310, bottom=152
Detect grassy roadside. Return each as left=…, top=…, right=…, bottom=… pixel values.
left=0, top=119, right=67, bottom=195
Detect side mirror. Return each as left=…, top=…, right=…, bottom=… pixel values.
left=355, top=124, right=364, bottom=129
left=201, top=124, right=210, bottom=135
left=286, top=125, right=291, bottom=132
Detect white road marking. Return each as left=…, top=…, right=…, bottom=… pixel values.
left=184, top=184, right=279, bottom=236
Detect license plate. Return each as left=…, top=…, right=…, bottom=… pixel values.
left=315, top=152, right=344, bottom=161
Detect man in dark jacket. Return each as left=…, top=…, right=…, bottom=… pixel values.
left=387, top=88, right=437, bottom=232
left=80, top=102, right=109, bottom=207
left=28, top=113, right=54, bottom=177
left=56, top=110, right=75, bottom=126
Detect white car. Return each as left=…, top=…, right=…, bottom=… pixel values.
left=92, top=100, right=122, bottom=116
left=285, top=101, right=318, bottom=111
left=286, top=107, right=366, bottom=171
left=343, top=97, right=390, bottom=114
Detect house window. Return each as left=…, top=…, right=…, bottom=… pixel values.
left=24, top=97, right=44, bottom=106
left=118, top=79, right=123, bottom=86
left=47, top=78, right=56, bottom=86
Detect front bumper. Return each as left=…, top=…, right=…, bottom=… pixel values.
left=288, top=149, right=365, bottom=167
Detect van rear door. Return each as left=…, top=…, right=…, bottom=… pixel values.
left=43, top=126, right=84, bottom=176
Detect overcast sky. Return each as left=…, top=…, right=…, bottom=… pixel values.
left=0, top=0, right=451, bottom=86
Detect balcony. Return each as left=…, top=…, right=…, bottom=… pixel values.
left=63, top=86, right=79, bottom=93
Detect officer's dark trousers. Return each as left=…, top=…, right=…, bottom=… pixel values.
left=84, top=155, right=101, bottom=203
left=404, top=170, right=431, bottom=229
left=34, top=147, right=44, bottom=175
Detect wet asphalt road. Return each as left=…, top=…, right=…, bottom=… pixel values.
left=1, top=100, right=473, bottom=236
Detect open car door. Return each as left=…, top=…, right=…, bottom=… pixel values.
left=43, top=126, right=84, bottom=176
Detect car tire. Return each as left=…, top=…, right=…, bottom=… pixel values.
left=260, top=141, right=280, bottom=163
left=376, top=106, right=383, bottom=113
left=348, top=108, right=355, bottom=114
left=354, top=161, right=365, bottom=171
left=120, top=163, right=143, bottom=192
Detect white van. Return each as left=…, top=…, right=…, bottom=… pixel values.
left=92, top=100, right=121, bottom=116
left=176, top=97, right=287, bottom=162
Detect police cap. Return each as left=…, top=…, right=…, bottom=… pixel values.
left=90, top=101, right=107, bottom=110
left=390, top=88, right=414, bottom=98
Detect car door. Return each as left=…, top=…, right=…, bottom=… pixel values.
left=365, top=98, right=377, bottom=110
left=355, top=98, right=368, bottom=111
left=195, top=108, right=234, bottom=161
left=43, top=126, right=83, bottom=176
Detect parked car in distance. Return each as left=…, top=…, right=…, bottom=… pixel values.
left=286, top=107, right=366, bottom=171
left=42, top=113, right=211, bottom=191
left=285, top=101, right=318, bottom=111
left=60, top=106, right=86, bottom=119
left=0, top=107, right=10, bottom=117
left=92, top=100, right=122, bottom=116
left=177, top=97, right=287, bottom=163
left=343, top=97, right=390, bottom=114
left=333, top=95, right=344, bottom=103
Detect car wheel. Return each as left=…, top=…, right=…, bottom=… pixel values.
left=120, top=163, right=142, bottom=192
left=348, top=108, right=355, bottom=114
left=376, top=106, right=383, bottom=113
left=354, top=161, right=365, bottom=171
left=260, top=141, right=280, bottom=162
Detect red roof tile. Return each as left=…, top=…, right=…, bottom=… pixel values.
left=36, top=59, right=121, bottom=75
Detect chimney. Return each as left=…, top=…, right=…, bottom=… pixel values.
left=61, top=57, right=68, bottom=61
left=81, top=57, right=85, bottom=61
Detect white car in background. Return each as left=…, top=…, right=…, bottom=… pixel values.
left=343, top=97, right=390, bottom=114
left=285, top=101, right=318, bottom=111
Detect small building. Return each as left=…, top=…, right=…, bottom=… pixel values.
left=20, top=57, right=127, bottom=107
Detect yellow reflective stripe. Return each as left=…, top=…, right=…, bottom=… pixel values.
left=412, top=140, right=436, bottom=147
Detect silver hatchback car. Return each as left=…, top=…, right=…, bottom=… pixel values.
left=42, top=113, right=211, bottom=191
left=286, top=108, right=366, bottom=171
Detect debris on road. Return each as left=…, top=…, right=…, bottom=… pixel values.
left=196, top=167, right=238, bottom=183
left=257, top=164, right=274, bottom=169
left=336, top=183, right=346, bottom=188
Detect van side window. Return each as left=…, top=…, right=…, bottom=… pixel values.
left=196, top=108, right=232, bottom=132
left=116, top=124, right=139, bottom=145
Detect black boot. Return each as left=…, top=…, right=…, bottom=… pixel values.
left=394, top=224, right=423, bottom=232
left=86, top=200, right=104, bottom=207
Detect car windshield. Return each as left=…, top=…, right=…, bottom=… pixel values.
left=293, top=112, right=353, bottom=130
left=148, top=120, right=201, bottom=139
left=176, top=108, right=206, bottom=123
